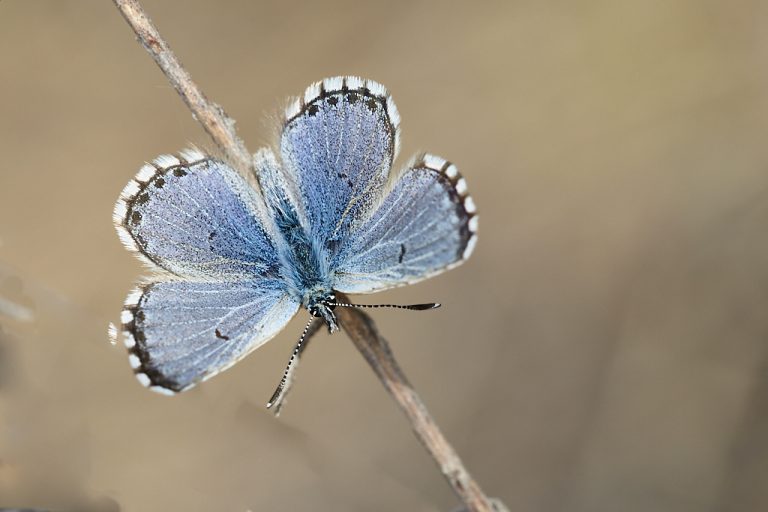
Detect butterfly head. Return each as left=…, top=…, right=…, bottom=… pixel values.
left=306, top=292, right=339, bottom=333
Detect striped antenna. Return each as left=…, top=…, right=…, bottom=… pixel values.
left=267, top=315, right=315, bottom=410
left=329, top=301, right=440, bottom=311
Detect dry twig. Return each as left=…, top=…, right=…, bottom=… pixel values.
left=112, top=1, right=503, bottom=510
left=113, top=0, right=259, bottom=192
left=336, top=294, right=502, bottom=512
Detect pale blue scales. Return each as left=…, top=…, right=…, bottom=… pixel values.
left=124, top=280, right=298, bottom=393
left=332, top=154, right=477, bottom=294
left=114, top=77, right=478, bottom=394
left=117, top=156, right=280, bottom=280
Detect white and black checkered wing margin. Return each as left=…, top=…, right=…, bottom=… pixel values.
left=121, top=280, right=299, bottom=394
left=331, top=154, right=478, bottom=293
left=113, top=148, right=280, bottom=280
left=113, top=149, right=300, bottom=394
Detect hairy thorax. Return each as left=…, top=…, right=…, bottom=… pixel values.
left=273, top=209, right=338, bottom=331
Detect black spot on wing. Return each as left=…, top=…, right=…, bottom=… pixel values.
left=337, top=172, right=354, bottom=189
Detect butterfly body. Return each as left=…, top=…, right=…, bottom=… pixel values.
left=114, top=77, right=477, bottom=394
left=261, top=171, right=342, bottom=332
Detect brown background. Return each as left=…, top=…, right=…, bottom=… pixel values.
left=2, top=1, right=768, bottom=511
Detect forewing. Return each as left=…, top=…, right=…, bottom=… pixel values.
left=332, top=155, right=478, bottom=293
left=113, top=149, right=280, bottom=280
left=121, top=279, right=299, bottom=394
left=280, top=76, right=400, bottom=248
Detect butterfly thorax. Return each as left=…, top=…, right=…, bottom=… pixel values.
left=263, top=179, right=324, bottom=283
left=279, top=223, right=326, bottom=288
left=268, top=194, right=338, bottom=331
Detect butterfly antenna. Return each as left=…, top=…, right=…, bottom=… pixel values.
left=329, top=301, right=441, bottom=311
left=267, top=315, right=314, bottom=410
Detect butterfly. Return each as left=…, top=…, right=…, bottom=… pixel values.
left=113, top=77, right=478, bottom=401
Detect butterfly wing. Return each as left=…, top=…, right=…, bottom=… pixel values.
left=114, top=149, right=300, bottom=393
left=113, top=148, right=280, bottom=280
left=331, top=155, right=478, bottom=293
left=280, top=76, right=400, bottom=248
left=122, top=279, right=299, bottom=394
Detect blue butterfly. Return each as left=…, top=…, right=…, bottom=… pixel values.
left=113, top=77, right=478, bottom=398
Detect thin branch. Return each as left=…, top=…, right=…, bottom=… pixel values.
left=336, top=294, right=500, bottom=512
left=112, top=0, right=260, bottom=192
left=112, top=2, right=504, bottom=511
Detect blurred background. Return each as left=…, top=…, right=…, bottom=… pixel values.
left=2, top=1, right=768, bottom=510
